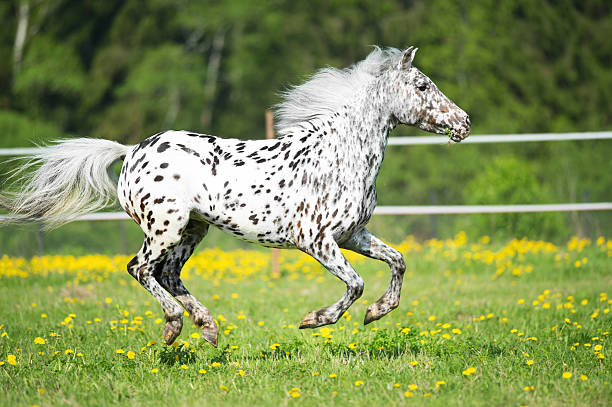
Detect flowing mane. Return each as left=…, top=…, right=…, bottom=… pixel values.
left=274, top=47, right=404, bottom=133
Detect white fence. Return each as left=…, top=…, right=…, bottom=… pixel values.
left=0, top=131, right=611, bottom=220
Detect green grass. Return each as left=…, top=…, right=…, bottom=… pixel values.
left=0, top=236, right=610, bottom=406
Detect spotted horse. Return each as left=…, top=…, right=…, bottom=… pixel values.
left=1, top=47, right=470, bottom=347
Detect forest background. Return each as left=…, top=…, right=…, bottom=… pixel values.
left=0, top=0, right=611, bottom=256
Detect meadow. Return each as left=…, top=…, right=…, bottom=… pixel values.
left=0, top=233, right=610, bottom=406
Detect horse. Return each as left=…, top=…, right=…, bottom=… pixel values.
left=1, top=46, right=470, bottom=347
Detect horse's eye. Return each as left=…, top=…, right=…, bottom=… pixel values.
left=417, top=84, right=428, bottom=91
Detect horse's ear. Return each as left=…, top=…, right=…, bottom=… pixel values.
left=398, top=46, right=418, bottom=70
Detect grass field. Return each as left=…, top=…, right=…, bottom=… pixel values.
left=1, top=233, right=610, bottom=406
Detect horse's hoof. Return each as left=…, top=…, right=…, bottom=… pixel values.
left=163, top=318, right=183, bottom=345
left=363, top=306, right=380, bottom=325
left=364, top=300, right=398, bottom=325
left=299, top=311, right=321, bottom=329
left=201, top=323, right=219, bottom=348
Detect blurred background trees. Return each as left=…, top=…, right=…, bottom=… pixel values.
left=1, top=0, right=611, bottom=254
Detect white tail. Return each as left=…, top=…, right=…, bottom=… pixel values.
left=0, top=138, right=130, bottom=229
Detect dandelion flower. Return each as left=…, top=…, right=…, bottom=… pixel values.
left=354, top=380, right=364, bottom=386
left=270, top=343, right=280, bottom=350
left=34, top=337, right=45, bottom=345
left=151, top=368, right=159, bottom=373
left=237, top=369, right=245, bottom=377
left=212, top=362, right=221, bottom=367
left=562, top=372, right=572, bottom=379
left=408, top=384, right=418, bottom=391
left=65, top=349, right=74, bottom=355
left=191, top=332, right=200, bottom=339
left=329, top=373, right=337, bottom=378
left=580, top=375, right=588, bottom=381
left=526, top=360, right=534, bottom=366
left=462, top=367, right=476, bottom=376
left=404, top=391, right=413, bottom=397
left=7, top=355, right=17, bottom=365
left=524, top=385, right=534, bottom=391
left=180, top=364, right=188, bottom=370
left=126, top=351, right=135, bottom=359
left=115, top=349, right=125, bottom=354
left=435, top=381, right=446, bottom=387
left=219, top=385, right=229, bottom=391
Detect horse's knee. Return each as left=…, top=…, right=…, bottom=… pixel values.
left=350, top=275, right=365, bottom=299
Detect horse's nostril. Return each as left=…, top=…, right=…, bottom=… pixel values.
left=465, top=116, right=471, bottom=127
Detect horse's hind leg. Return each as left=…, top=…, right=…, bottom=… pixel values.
left=341, top=228, right=406, bottom=324
left=298, top=238, right=364, bottom=329
left=154, top=219, right=219, bottom=347
left=127, top=239, right=185, bottom=345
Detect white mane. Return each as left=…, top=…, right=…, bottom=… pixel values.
left=274, top=47, right=404, bottom=133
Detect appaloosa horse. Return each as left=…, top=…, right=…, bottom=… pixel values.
left=1, top=46, right=470, bottom=347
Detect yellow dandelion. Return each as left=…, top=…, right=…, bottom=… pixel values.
left=329, top=373, right=337, bottom=378
left=410, top=361, right=419, bottom=367
left=151, top=368, right=159, bottom=373
left=393, top=383, right=401, bottom=388
left=258, top=321, right=264, bottom=326
left=212, top=362, right=221, bottom=367
left=404, top=391, right=414, bottom=397
left=580, top=375, right=588, bottom=381
left=7, top=355, right=17, bottom=365
left=354, top=380, right=364, bottom=386
left=115, top=349, right=125, bottom=354
left=180, top=364, right=188, bottom=370
left=34, top=337, right=46, bottom=345
left=237, top=369, right=245, bottom=377
left=105, top=297, right=113, bottom=304
left=198, top=369, right=206, bottom=374
left=219, top=385, right=229, bottom=391
left=126, top=351, right=135, bottom=359
left=408, top=384, right=418, bottom=391
left=462, top=367, right=476, bottom=376
left=65, top=349, right=74, bottom=355
left=436, top=380, right=446, bottom=387
left=562, top=372, right=572, bottom=379
left=524, top=385, right=534, bottom=391
left=191, top=332, right=201, bottom=339
left=526, top=360, right=534, bottom=366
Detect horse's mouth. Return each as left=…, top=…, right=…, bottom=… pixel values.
left=443, top=127, right=469, bottom=143
left=449, top=132, right=464, bottom=143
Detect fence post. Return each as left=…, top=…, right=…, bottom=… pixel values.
left=266, top=111, right=280, bottom=278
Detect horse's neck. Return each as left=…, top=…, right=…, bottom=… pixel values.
left=333, top=86, right=394, bottom=185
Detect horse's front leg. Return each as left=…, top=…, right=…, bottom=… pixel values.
left=298, top=238, right=364, bottom=329
left=341, top=228, right=406, bottom=324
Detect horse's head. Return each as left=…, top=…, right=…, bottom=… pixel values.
left=387, top=47, right=470, bottom=142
